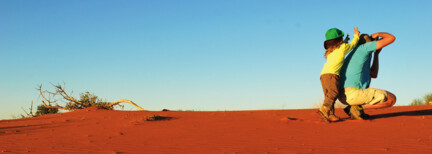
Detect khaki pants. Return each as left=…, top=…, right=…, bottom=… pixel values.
left=339, top=88, right=388, bottom=106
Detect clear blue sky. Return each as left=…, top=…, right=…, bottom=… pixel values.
left=1, top=0, right=431, bottom=119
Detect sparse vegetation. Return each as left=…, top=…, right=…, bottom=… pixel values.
left=35, top=104, right=59, bottom=116
left=410, top=93, right=432, bottom=106
left=19, top=101, right=35, bottom=118
left=424, top=93, right=432, bottom=105
left=16, top=103, right=59, bottom=118
left=36, top=83, right=144, bottom=111
left=16, top=83, right=146, bottom=118
left=63, top=92, right=113, bottom=110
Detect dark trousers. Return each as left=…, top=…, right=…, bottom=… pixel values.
left=320, top=74, right=340, bottom=108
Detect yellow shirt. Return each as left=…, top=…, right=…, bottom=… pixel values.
left=320, top=34, right=359, bottom=76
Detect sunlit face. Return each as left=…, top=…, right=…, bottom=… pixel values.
left=363, top=35, right=373, bottom=43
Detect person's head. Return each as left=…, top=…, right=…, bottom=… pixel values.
left=358, top=34, right=375, bottom=45
left=324, top=28, right=344, bottom=58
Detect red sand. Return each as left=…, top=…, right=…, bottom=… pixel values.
left=1, top=105, right=432, bottom=153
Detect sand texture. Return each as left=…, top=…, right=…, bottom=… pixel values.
left=1, top=105, right=432, bottom=153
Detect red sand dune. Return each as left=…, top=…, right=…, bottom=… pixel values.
left=1, top=105, right=432, bottom=153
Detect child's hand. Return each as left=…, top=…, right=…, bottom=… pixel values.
left=344, top=32, right=350, bottom=42
left=354, top=27, right=360, bottom=35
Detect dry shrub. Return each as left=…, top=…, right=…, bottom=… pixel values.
left=34, top=83, right=144, bottom=114
left=35, top=104, right=59, bottom=116
left=410, top=93, right=432, bottom=106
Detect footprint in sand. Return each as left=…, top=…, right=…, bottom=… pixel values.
left=280, top=117, right=302, bottom=122
left=280, top=117, right=328, bottom=124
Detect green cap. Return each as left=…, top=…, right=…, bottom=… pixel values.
left=325, top=28, right=344, bottom=41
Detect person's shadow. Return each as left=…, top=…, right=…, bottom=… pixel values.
left=369, top=108, right=432, bottom=119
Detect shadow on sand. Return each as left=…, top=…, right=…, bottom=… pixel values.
left=370, top=109, right=432, bottom=120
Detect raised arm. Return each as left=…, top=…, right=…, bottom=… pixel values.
left=372, top=32, right=396, bottom=50
left=342, top=27, right=360, bottom=54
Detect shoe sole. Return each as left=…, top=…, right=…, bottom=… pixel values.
left=350, top=115, right=364, bottom=120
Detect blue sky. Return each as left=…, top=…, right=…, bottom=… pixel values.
left=1, top=0, right=431, bottom=119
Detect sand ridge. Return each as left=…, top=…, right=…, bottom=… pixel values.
left=1, top=105, right=432, bottom=153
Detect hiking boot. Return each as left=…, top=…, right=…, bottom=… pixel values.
left=345, top=105, right=371, bottom=120
left=349, top=105, right=364, bottom=120
left=318, top=106, right=341, bottom=122
left=328, top=114, right=341, bottom=122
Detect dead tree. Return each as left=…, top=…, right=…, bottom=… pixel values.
left=38, top=83, right=145, bottom=111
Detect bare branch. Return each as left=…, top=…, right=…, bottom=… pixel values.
left=29, top=101, right=34, bottom=117
left=21, top=107, right=30, bottom=116
left=53, top=84, right=82, bottom=105
left=40, top=100, right=48, bottom=106
left=38, top=85, right=51, bottom=104
left=42, top=104, right=71, bottom=110
left=108, top=100, right=145, bottom=111
left=38, top=84, right=70, bottom=111
left=35, top=83, right=145, bottom=112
